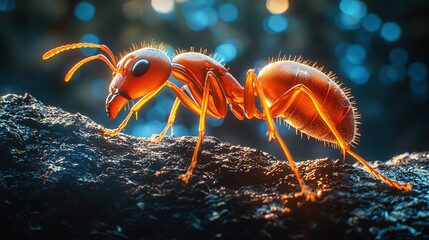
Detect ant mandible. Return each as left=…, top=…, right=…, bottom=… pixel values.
left=42, top=42, right=412, bottom=201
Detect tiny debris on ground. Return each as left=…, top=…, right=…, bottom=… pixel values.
left=0, top=93, right=428, bottom=239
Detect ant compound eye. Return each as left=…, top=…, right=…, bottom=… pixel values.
left=132, top=59, right=150, bottom=77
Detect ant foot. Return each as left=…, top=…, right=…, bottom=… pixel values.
left=100, top=126, right=120, bottom=137
left=294, top=187, right=319, bottom=202
left=179, top=173, right=191, bottom=184
left=150, top=134, right=163, bottom=144
left=304, top=191, right=318, bottom=202
left=266, top=130, right=276, bottom=142
left=399, top=182, right=412, bottom=192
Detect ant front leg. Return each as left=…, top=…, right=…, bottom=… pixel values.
left=151, top=96, right=181, bottom=143
left=244, top=70, right=317, bottom=201
left=101, top=84, right=166, bottom=137
left=151, top=86, right=189, bottom=144
left=171, top=73, right=227, bottom=184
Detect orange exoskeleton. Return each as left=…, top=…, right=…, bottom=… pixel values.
left=42, top=42, right=412, bottom=201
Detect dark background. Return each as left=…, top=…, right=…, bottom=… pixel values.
left=1, top=0, right=428, bottom=162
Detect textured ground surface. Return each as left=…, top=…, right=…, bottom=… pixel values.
left=0, top=93, right=428, bottom=239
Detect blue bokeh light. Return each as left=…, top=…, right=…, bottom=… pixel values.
left=253, top=60, right=268, bottom=72
left=185, top=10, right=209, bottom=31
left=91, top=79, right=108, bottom=100
left=204, top=7, right=218, bottom=27
left=164, top=46, right=176, bottom=61
left=0, top=0, right=16, bottom=12
left=348, top=65, right=369, bottom=84
left=339, top=0, right=367, bottom=19
left=206, top=116, right=224, bottom=127
left=409, top=80, right=428, bottom=95
left=379, top=64, right=407, bottom=84
left=80, top=33, right=100, bottom=56
left=408, top=62, right=428, bottom=82
left=74, top=1, right=95, bottom=22
left=335, top=42, right=349, bottom=58
left=219, top=3, right=238, bottom=22
left=387, top=65, right=407, bottom=82
left=132, top=120, right=166, bottom=137
left=172, top=124, right=189, bottom=137
left=335, top=13, right=360, bottom=30
left=214, top=41, right=237, bottom=62
left=389, top=48, right=408, bottom=66
left=264, top=14, right=288, bottom=33
left=361, top=13, right=382, bottom=32
left=155, top=96, right=174, bottom=116
left=345, top=44, right=366, bottom=64
left=380, top=22, right=401, bottom=42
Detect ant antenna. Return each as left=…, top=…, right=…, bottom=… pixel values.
left=42, top=43, right=120, bottom=82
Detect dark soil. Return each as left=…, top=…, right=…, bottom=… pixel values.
left=1, top=93, right=427, bottom=239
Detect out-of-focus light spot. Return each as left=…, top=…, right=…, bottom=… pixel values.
left=348, top=65, right=369, bottom=84
left=132, top=121, right=165, bottom=137
left=409, top=80, right=428, bottom=95
left=389, top=48, right=408, bottom=66
left=0, top=0, right=16, bottom=11
left=146, top=108, right=163, bottom=122
left=172, top=124, right=189, bottom=137
left=204, top=7, right=218, bottom=27
left=186, top=10, right=209, bottom=31
left=408, top=62, right=428, bottom=82
left=151, top=0, right=174, bottom=14
left=335, top=13, right=360, bottom=30
left=182, top=0, right=218, bottom=31
left=254, top=60, right=268, bottom=72
left=164, top=45, right=175, bottom=60
left=264, top=14, right=288, bottom=33
left=91, top=79, right=108, bottom=100
left=206, top=116, right=224, bottom=127
left=340, top=57, right=354, bottom=74
left=339, top=0, right=367, bottom=19
left=214, top=42, right=237, bottom=63
left=361, top=13, right=381, bottom=32
left=387, top=65, right=407, bottom=82
left=80, top=33, right=100, bottom=56
left=266, top=0, right=289, bottom=14
left=219, top=3, right=238, bottom=22
left=335, top=42, right=349, bottom=58
left=379, top=64, right=407, bottom=84
left=122, top=1, right=141, bottom=21
left=146, top=96, right=173, bottom=121
left=380, top=22, right=401, bottom=42
left=74, top=1, right=95, bottom=22
left=345, top=44, right=366, bottom=64
left=155, top=95, right=174, bottom=117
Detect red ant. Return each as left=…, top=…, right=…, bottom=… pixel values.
left=42, top=42, right=412, bottom=201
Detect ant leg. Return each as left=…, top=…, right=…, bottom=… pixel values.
left=177, top=72, right=227, bottom=184
left=347, top=150, right=412, bottom=191
left=269, top=84, right=412, bottom=191
left=151, top=96, right=181, bottom=143
left=152, top=86, right=195, bottom=143
left=101, top=84, right=166, bottom=137
left=245, top=70, right=317, bottom=201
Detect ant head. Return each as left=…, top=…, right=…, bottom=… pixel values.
left=42, top=43, right=172, bottom=119
left=105, top=48, right=172, bottom=118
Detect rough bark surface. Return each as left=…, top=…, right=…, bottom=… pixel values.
left=0, top=93, right=428, bottom=239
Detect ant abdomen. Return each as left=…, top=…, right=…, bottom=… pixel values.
left=259, top=60, right=358, bottom=146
